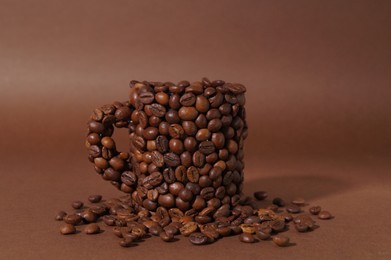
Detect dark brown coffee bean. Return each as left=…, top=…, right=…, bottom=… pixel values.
left=195, top=129, right=210, bottom=142
left=178, top=188, right=193, bottom=202
left=200, top=187, right=215, bottom=200
left=91, top=108, right=104, bottom=121
left=272, top=235, right=290, bottom=247
left=119, top=238, right=133, bottom=247
left=199, top=141, right=215, bottom=155
left=71, top=201, right=83, bottom=209
left=158, top=194, right=175, bottom=208
left=192, top=151, right=205, bottom=167
left=165, top=109, right=180, bottom=124
left=189, top=232, right=208, bottom=245
left=180, top=151, right=192, bottom=167
left=154, top=91, right=169, bottom=105
left=168, top=124, right=184, bottom=139
left=160, top=231, right=174, bottom=242
left=143, top=127, right=159, bottom=140
left=195, top=95, right=210, bottom=113
left=210, top=133, right=225, bottom=149
left=272, top=197, right=285, bottom=207
left=143, top=199, right=158, bottom=211
left=309, top=206, right=321, bottom=215
left=178, top=107, right=198, bottom=121
left=151, top=151, right=164, bottom=167
left=155, top=135, right=168, bottom=153
left=84, top=223, right=100, bottom=235
left=109, top=157, right=125, bottom=171
left=253, top=191, right=268, bottom=201
left=132, top=136, right=145, bottom=150
left=150, top=103, right=166, bottom=117
left=256, top=229, right=271, bottom=240
left=87, top=133, right=101, bottom=145
left=198, top=175, right=212, bottom=188
left=60, top=224, right=76, bottom=235
left=102, top=215, right=116, bottom=226
left=286, top=204, right=301, bottom=214
left=163, top=168, right=175, bottom=184
left=180, top=93, right=196, bottom=106
left=55, top=211, right=67, bottom=221
left=206, top=109, right=221, bottom=120
left=143, top=172, right=163, bottom=188
left=81, top=210, right=98, bottom=223
left=195, top=114, right=208, bottom=128
left=175, top=165, right=187, bottom=182
left=209, top=92, right=224, bottom=108
left=139, top=91, right=155, bottom=104
left=208, top=119, right=222, bottom=132
left=228, top=83, right=246, bottom=94
left=318, top=210, right=332, bottom=220
left=185, top=182, right=201, bottom=195
left=186, top=81, right=204, bottom=94
left=180, top=222, right=198, bottom=236
left=187, top=166, right=200, bottom=183
left=89, top=205, right=107, bottom=216
left=239, top=233, right=255, bottom=243
left=121, top=171, right=137, bottom=186
left=295, top=223, right=309, bottom=232
left=271, top=220, right=286, bottom=232
left=292, top=198, right=306, bottom=206
left=169, top=139, right=184, bottom=154
left=149, top=225, right=163, bottom=236
left=88, top=121, right=105, bottom=134
left=169, top=182, right=184, bottom=196
left=184, top=137, right=197, bottom=152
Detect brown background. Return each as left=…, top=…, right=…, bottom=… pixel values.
left=1, top=0, right=390, bottom=259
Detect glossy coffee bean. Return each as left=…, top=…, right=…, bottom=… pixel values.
left=55, top=211, right=67, bottom=221
left=239, top=233, right=255, bottom=243
left=60, top=224, right=76, bottom=235
left=318, top=211, right=332, bottom=220
left=189, top=232, right=208, bottom=245
left=253, top=191, right=268, bottom=201
left=272, top=235, right=290, bottom=247
left=178, top=107, right=198, bottom=121
left=309, top=206, right=321, bottom=215
left=88, top=195, right=102, bottom=203
left=72, top=201, right=84, bottom=209
left=84, top=223, right=100, bottom=234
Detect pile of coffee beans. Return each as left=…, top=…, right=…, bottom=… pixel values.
left=56, top=193, right=333, bottom=247
left=85, top=78, right=247, bottom=216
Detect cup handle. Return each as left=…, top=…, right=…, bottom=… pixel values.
left=85, top=101, right=134, bottom=189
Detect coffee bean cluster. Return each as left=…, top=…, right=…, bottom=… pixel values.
left=86, top=78, right=248, bottom=221
left=56, top=193, right=333, bottom=247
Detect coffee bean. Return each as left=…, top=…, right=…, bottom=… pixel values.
left=168, top=124, right=184, bottom=139
left=178, top=107, right=198, bottom=121
left=60, top=224, right=76, bottom=235
left=84, top=223, right=100, bottom=235
left=253, top=191, right=268, bottom=201
left=256, top=229, right=271, bottom=240
left=71, top=200, right=83, bottom=209
left=149, top=225, right=163, bottom=236
left=55, top=211, right=67, bottom=221
left=228, top=83, right=246, bottom=94
left=187, top=81, right=204, bottom=94
left=169, top=139, right=184, bottom=154
left=139, top=91, right=155, bottom=104
left=160, top=231, right=175, bottom=242
left=150, top=103, right=166, bottom=117
left=119, top=238, right=133, bottom=247
left=309, top=206, right=321, bottom=215
left=292, top=197, right=306, bottom=206
left=189, top=232, right=208, bottom=245
left=165, top=109, right=180, bottom=124
left=180, top=222, right=198, bottom=236
left=121, top=171, right=137, bottom=186
left=187, top=166, right=200, bottom=183
left=88, top=121, right=105, bottom=134
left=102, top=215, right=116, bottom=226
left=199, top=141, right=215, bottom=155
left=195, top=95, right=210, bottom=113
left=64, top=214, right=82, bottom=225
left=195, top=128, right=211, bottom=141
left=200, top=187, right=215, bottom=200
left=272, top=235, right=290, bottom=247
left=180, top=92, right=196, bottom=106
left=239, top=233, right=255, bottom=243
left=295, top=223, right=309, bottom=232
left=208, top=119, right=222, bottom=132
left=286, top=204, right=301, bottom=214
left=272, top=197, right=285, bottom=207
left=143, top=127, right=159, bottom=140
left=158, top=194, right=175, bottom=208
left=318, top=210, right=332, bottom=220
left=151, top=151, right=164, bottom=167
left=82, top=210, right=98, bottom=223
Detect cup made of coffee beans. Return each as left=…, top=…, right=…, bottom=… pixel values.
left=85, top=78, right=248, bottom=224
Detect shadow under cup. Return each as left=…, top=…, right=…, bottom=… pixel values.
left=86, top=79, right=248, bottom=215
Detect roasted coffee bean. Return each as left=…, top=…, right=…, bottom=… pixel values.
left=150, top=103, right=166, bottom=117
left=256, top=229, right=271, bottom=240
left=187, top=166, right=200, bottom=183
left=309, top=206, right=321, bottom=215
left=88, top=145, right=101, bottom=158
left=149, top=225, right=163, bottom=236
left=187, top=81, right=204, bottom=94
left=209, top=92, right=224, bottom=108
left=163, top=168, right=175, bottom=184
left=178, top=189, right=193, bottom=202
left=151, top=151, right=164, bottom=167
left=199, top=141, right=215, bottom=155
left=158, top=194, right=175, bottom=208
left=192, top=151, right=205, bottom=167
left=165, top=109, right=180, bottom=124
left=160, top=231, right=175, bottom=242
left=208, top=119, right=222, bottom=132
left=286, top=204, right=301, bottom=214
left=81, top=210, right=98, bottom=223
left=195, top=95, right=210, bottom=113
left=121, top=171, right=137, bottom=186
left=169, top=139, right=184, bottom=154
left=180, top=222, right=198, bottom=236
left=253, top=191, right=268, bottom=201
left=184, top=137, right=197, bottom=152
left=64, top=214, right=82, bottom=225
left=102, top=215, right=116, bottom=226
left=211, top=133, right=225, bottom=149
left=119, top=238, right=133, bottom=247
left=196, top=128, right=211, bottom=141
left=176, top=197, right=190, bottom=212
left=156, top=135, right=169, bottom=153
left=200, top=187, right=215, bottom=200
left=178, top=107, right=198, bottom=121
left=195, top=114, right=208, bottom=128
left=168, top=124, right=185, bottom=139
left=318, top=211, right=332, bottom=220
left=60, top=224, right=76, bottom=235
left=55, top=211, right=67, bottom=221
left=272, top=235, right=290, bottom=247
left=84, top=223, right=100, bottom=235
left=189, top=232, right=208, bottom=245
left=292, top=198, right=306, bottom=206
left=180, top=93, right=196, bottom=106
left=239, top=233, right=255, bottom=243
left=139, top=91, right=155, bottom=104
left=199, top=175, right=212, bottom=188
left=295, top=223, right=309, bottom=232
left=143, top=127, right=159, bottom=140
left=88, top=121, right=105, bottom=134
left=272, top=197, right=285, bottom=207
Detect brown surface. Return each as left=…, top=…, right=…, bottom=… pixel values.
left=1, top=0, right=391, bottom=259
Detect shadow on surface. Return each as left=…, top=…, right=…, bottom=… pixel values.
left=243, top=174, right=349, bottom=203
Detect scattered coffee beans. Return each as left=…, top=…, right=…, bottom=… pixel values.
left=253, top=191, right=268, bottom=201
left=309, top=206, right=321, bottom=215
left=72, top=201, right=84, bottom=209
left=55, top=211, right=67, bottom=221
left=84, top=223, right=100, bottom=234
left=318, top=211, right=332, bottom=220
